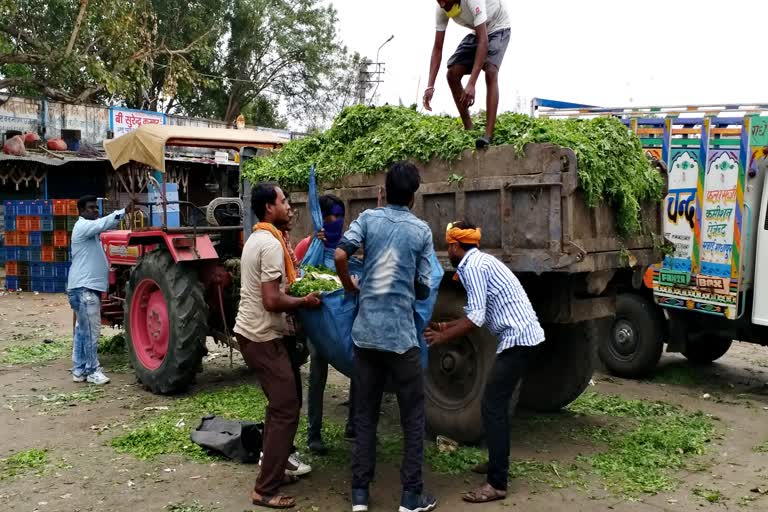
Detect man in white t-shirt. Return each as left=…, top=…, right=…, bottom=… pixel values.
left=423, top=0, right=511, bottom=149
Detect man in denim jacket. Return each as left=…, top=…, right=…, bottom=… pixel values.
left=67, top=195, right=124, bottom=385
left=335, top=162, right=438, bottom=512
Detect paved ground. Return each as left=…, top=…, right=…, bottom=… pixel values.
left=2, top=292, right=768, bottom=511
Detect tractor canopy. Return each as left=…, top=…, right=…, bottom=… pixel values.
left=103, top=124, right=287, bottom=172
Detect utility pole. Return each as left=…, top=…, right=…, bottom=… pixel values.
left=356, top=35, right=394, bottom=105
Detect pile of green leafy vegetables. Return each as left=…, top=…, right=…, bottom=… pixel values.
left=289, top=265, right=342, bottom=296
left=242, top=105, right=665, bottom=236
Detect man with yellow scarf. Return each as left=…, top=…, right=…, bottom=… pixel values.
left=234, top=182, right=321, bottom=509
left=424, top=220, right=544, bottom=504
left=423, top=0, right=511, bottom=149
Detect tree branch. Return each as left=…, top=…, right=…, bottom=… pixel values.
left=66, top=0, right=90, bottom=57
left=0, top=24, right=45, bottom=52
left=0, top=54, right=45, bottom=65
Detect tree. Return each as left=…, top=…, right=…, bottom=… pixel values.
left=0, top=0, right=212, bottom=105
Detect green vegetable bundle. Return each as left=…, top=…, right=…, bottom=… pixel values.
left=289, top=265, right=342, bottom=296
left=242, top=105, right=664, bottom=236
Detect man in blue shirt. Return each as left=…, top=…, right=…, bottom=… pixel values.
left=335, top=162, right=437, bottom=512
left=67, top=195, right=125, bottom=385
left=425, top=220, right=544, bottom=504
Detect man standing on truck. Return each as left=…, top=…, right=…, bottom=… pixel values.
left=423, top=0, right=511, bottom=149
left=234, top=183, right=321, bottom=509
left=335, top=162, right=438, bottom=512
left=424, top=220, right=544, bottom=504
left=67, top=195, right=125, bottom=386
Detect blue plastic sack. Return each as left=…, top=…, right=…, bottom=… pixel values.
left=300, top=164, right=327, bottom=269
left=414, top=253, right=445, bottom=368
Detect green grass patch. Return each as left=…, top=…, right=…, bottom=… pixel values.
left=98, top=333, right=126, bottom=355
left=165, top=501, right=216, bottom=512
left=753, top=441, right=768, bottom=453
left=650, top=363, right=707, bottom=386
left=0, top=340, right=68, bottom=365
left=37, top=387, right=105, bottom=407
left=693, top=486, right=725, bottom=504
left=0, top=449, right=49, bottom=479
left=569, top=392, right=715, bottom=497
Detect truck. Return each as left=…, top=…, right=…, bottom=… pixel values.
left=100, top=123, right=664, bottom=443
left=534, top=99, right=768, bottom=378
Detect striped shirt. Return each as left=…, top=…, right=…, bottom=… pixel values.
left=457, top=248, right=545, bottom=352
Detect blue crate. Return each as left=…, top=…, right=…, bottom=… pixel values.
left=30, top=263, right=42, bottom=278
left=54, top=280, right=67, bottom=293
left=28, top=249, right=41, bottom=262
left=30, top=279, right=43, bottom=292
left=54, top=262, right=71, bottom=279
left=42, top=279, right=56, bottom=293
left=5, top=247, right=19, bottom=261
left=5, top=276, right=19, bottom=290
left=3, top=201, right=16, bottom=217
left=15, top=201, right=31, bottom=215
left=40, top=263, right=55, bottom=278
left=37, top=201, right=53, bottom=216
left=29, top=231, right=42, bottom=246
left=40, top=215, right=53, bottom=232
left=4, top=215, right=15, bottom=231
left=18, top=248, right=30, bottom=261
left=0, top=247, right=4, bottom=264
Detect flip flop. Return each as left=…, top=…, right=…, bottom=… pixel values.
left=251, top=491, right=296, bottom=509
left=462, top=486, right=506, bottom=504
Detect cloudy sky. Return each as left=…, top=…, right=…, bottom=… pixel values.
left=328, top=0, right=767, bottom=116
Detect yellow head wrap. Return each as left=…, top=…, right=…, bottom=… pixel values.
left=446, top=221, right=481, bottom=246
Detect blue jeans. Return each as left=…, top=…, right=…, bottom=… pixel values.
left=67, top=288, right=102, bottom=377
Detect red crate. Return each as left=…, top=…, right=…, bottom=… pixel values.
left=53, top=199, right=68, bottom=216
left=15, top=231, right=30, bottom=247
left=66, top=200, right=78, bottom=216
left=41, top=246, right=54, bottom=263
left=28, top=216, right=41, bottom=231
left=5, top=261, right=18, bottom=276
left=53, top=230, right=69, bottom=248
left=5, top=231, right=17, bottom=246
left=16, top=216, right=30, bottom=232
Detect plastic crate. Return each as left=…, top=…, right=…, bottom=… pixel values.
left=16, top=262, right=30, bottom=277
left=53, top=231, right=69, bottom=248
left=54, top=280, right=67, bottom=293
left=3, top=201, right=16, bottom=217
left=42, top=279, right=57, bottom=293
left=30, top=262, right=43, bottom=278
left=54, top=262, right=71, bottom=279
left=15, top=232, right=30, bottom=247
left=54, top=247, right=69, bottom=262
left=41, top=246, right=54, bottom=263
left=16, top=216, right=30, bottom=232
left=4, top=215, right=15, bottom=231
left=17, top=248, right=29, bottom=261
left=0, top=247, right=4, bottom=264
left=53, top=217, right=68, bottom=231
left=29, top=231, right=42, bottom=246
left=6, top=261, right=18, bottom=276
left=66, top=200, right=78, bottom=216
left=40, top=263, right=55, bottom=278
left=53, top=199, right=69, bottom=216
left=5, top=247, right=19, bottom=260
left=29, top=216, right=41, bottom=231
left=30, top=279, right=43, bottom=292
left=37, top=200, right=53, bottom=216
left=4, top=231, right=16, bottom=246
left=66, top=216, right=78, bottom=231
left=40, top=215, right=53, bottom=232
left=15, top=201, right=32, bottom=216
left=28, top=249, right=41, bottom=262
left=41, top=232, right=53, bottom=246
left=5, top=276, right=19, bottom=291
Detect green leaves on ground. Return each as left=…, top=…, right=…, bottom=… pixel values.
left=0, top=340, right=68, bottom=365
left=0, top=449, right=48, bottom=480
left=242, top=105, right=665, bottom=235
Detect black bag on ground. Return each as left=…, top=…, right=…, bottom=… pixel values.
left=190, top=415, right=263, bottom=463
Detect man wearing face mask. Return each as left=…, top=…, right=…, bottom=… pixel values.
left=423, top=0, right=511, bottom=149
left=424, top=220, right=544, bottom=504
left=294, top=195, right=357, bottom=454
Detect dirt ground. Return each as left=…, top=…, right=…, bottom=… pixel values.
left=3, top=293, right=768, bottom=511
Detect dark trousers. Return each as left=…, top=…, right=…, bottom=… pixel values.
left=237, top=334, right=300, bottom=497
left=307, top=343, right=356, bottom=443
left=482, top=345, right=540, bottom=491
left=351, top=346, right=424, bottom=493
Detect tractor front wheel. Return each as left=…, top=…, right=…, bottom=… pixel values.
left=125, top=249, right=208, bottom=394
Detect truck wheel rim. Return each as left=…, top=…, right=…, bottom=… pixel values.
left=611, top=319, right=637, bottom=358
left=130, top=278, right=169, bottom=370
left=427, top=337, right=480, bottom=409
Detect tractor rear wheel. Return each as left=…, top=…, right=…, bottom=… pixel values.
left=125, top=249, right=208, bottom=394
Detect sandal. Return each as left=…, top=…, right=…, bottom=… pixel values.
left=251, top=491, right=296, bottom=509
left=462, top=484, right=506, bottom=504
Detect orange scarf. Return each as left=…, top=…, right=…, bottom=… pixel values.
left=446, top=226, right=482, bottom=246
left=253, top=222, right=297, bottom=285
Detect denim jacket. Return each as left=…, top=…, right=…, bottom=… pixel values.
left=340, top=205, right=435, bottom=354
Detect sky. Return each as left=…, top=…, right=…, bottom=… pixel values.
left=326, top=0, right=768, bottom=117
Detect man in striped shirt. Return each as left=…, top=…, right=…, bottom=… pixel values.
left=424, top=220, right=544, bottom=504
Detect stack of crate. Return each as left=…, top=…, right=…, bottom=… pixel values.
left=3, top=199, right=75, bottom=292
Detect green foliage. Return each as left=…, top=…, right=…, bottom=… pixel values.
left=0, top=340, right=68, bottom=365
left=0, top=449, right=48, bottom=480
left=98, top=333, right=126, bottom=355
left=242, top=106, right=664, bottom=235
left=165, top=502, right=216, bottom=512
left=288, top=265, right=342, bottom=296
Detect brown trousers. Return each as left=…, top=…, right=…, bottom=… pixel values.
left=237, top=334, right=300, bottom=497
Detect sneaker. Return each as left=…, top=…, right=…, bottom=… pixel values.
left=259, top=451, right=312, bottom=476
left=399, top=490, right=437, bottom=512
left=72, top=373, right=86, bottom=383
left=475, top=136, right=492, bottom=150
left=86, top=370, right=110, bottom=385
left=351, top=488, right=369, bottom=512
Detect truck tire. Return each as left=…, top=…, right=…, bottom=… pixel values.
left=124, top=249, right=208, bottom=394
left=518, top=321, right=597, bottom=412
left=425, top=285, right=519, bottom=443
left=682, top=336, right=732, bottom=364
left=599, top=293, right=664, bottom=378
